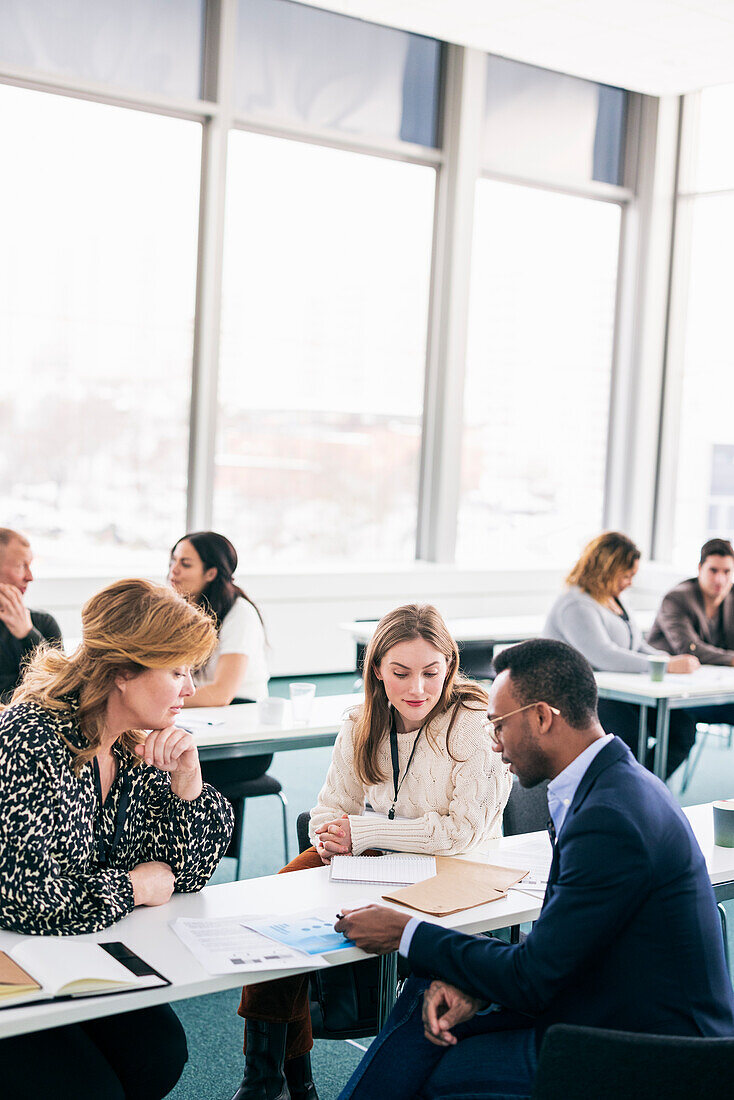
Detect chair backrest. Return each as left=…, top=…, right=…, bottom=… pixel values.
left=532, top=1023, right=734, bottom=1100
left=296, top=810, right=311, bottom=854
left=502, top=777, right=550, bottom=836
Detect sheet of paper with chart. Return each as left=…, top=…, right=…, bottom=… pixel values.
left=243, top=909, right=357, bottom=956
left=171, top=917, right=328, bottom=975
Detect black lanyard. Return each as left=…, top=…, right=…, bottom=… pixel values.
left=92, top=757, right=131, bottom=868
left=388, top=713, right=424, bottom=820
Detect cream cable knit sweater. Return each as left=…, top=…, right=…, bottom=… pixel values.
left=309, top=703, right=512, bottom=856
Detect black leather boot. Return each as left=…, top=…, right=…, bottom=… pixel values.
left=285, top=1052, right=319, bottom=1100
left=231, top=1020, right=291, bottom=1100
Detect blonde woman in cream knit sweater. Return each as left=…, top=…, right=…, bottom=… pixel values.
left=231, top=604, right=511, bottom=1100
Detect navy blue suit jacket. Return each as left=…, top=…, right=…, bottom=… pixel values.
left=408, top=737, right=734, bottom=1041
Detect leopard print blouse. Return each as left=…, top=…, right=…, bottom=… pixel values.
left=0, top=697, right=234, bottom=935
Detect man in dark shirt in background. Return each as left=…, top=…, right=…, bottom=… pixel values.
left=649, top=537, right=734, bottom=727
left=649, top=537, right=734, bottom=665
left=0, top=528, right=62, bottom=702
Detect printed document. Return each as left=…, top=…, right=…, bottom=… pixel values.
left=244, top=909, right=355, bottom=956
left=486, top=834, right=552, bottom=899
left=171, top=917, right=328, bottom=975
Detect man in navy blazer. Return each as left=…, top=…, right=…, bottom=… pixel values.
left=335, top=639, right=734, bottom=1100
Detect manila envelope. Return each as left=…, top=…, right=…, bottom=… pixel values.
left=382, top=856, right=528, bottom=917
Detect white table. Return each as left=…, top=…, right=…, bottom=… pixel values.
left=1, top=804, right=731, bottom=1041
left=186, top=694, right=362, bottom=762
left=595, top=667, right=734, bottom=779
left=0, top=849, right=542, bottom=1040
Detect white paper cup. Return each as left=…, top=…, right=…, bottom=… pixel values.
left=713, top=800, right=734, bottom=848
left=290, top=682, right=316, bottom=724
left=648, top=655, right=668, bottom=682
left=257, top=697, right=286, bottom=726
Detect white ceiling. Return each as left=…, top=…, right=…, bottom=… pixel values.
left=297, top=0, right=734, bottom=96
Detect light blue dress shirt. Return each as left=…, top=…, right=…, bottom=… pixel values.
left=398, top=734, right=614, bottom=958
left=546, top=733, right=613, bottom=839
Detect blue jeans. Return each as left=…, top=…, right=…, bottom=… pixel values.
left=339, top=977, right=537, bottom=1100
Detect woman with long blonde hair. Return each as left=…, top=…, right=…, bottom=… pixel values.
left=0, top=578, right=233, bottom=1099
left=231, top=604, right=511, bottom=1100
left=543, top=531, right=699, bottom=776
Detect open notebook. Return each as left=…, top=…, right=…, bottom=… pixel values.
left=0, top=941, right=168, bottom=1009
left=329, top=854, right=436, bottom=886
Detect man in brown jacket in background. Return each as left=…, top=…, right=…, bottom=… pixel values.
left=650, top=538, right=734, bottom=664
left=649, top=537, right=734, bottom=727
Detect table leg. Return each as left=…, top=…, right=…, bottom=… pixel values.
left=653, top=699, right=670, bottom=779
left=637, top=704, right=648, bottom=764
left=377, top=952, right=399, bottom=1029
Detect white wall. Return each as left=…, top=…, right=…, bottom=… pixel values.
left=31, top=560, right=690, bottom=676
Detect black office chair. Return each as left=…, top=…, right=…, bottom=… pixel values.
left=202, top=752, right=288, bottom=879
left=503, top=778, right=550, bottom=837
left=532, top=1023, right=734, bottom=1099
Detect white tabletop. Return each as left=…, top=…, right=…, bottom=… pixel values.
left=1, top=803, right=731, bottom=1040
left=0, top=848, right=541, bottom=1040
left=185, top=694, right=362, bottom=755
left=595, top=666, right=734, bottom=703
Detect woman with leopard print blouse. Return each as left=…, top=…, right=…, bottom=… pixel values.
left=0, top=577, right=234, bottom=1099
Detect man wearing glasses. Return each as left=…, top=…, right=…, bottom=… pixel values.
left=335, top=639, right=734, bottom=1100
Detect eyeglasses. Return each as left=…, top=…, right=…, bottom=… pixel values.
left=487, top=702, right=560, bottom=744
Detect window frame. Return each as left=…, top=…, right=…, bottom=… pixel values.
left=0, top=0, right=658, bottom=579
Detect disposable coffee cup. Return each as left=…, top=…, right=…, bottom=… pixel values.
left=290, top=682, right=316, bottom=724
left=257, top=697, right=286, bottom=726
left=713, top=801, right=734, bottom=848
left=648, top=655, right=668, bottom=682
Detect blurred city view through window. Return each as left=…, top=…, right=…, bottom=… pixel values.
left=215, top=132, right=435, bottom=565
left=0, top=85, right=200, bottom=575
left=457, top=180, right=621, bottom=565
left=2, top=51, right=632, bottom=576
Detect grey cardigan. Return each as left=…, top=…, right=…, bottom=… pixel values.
left=543, top=586, right=667, bottom=673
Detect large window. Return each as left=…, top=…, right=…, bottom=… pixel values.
left=456, top=180, right=621, bottom=565
left=0, top=85, right=201, bottom=574
left=0, top=7, right=638, bottom=582
left=661, top=87, right=734, bottom=565
left=214, top=130, right=436, bottom=565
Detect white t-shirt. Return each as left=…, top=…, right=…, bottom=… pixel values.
left=194, top=597, right=269, bottom=701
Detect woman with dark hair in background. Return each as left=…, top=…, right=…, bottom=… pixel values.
left=169, top=531, right=268, bottom=707
left=168, top=530, right=272, bottom=883
left=543, top=530, right=699, bottom=777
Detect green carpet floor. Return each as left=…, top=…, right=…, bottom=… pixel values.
left=167, top=673, right=734, bottom=1099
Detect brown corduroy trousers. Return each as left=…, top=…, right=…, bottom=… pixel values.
left=237, top=846, right=325, bottom=1060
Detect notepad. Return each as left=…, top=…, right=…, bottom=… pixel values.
left=0, top=941, right=168, bottom=1009
left=329, top=854, right=436, bottom=886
